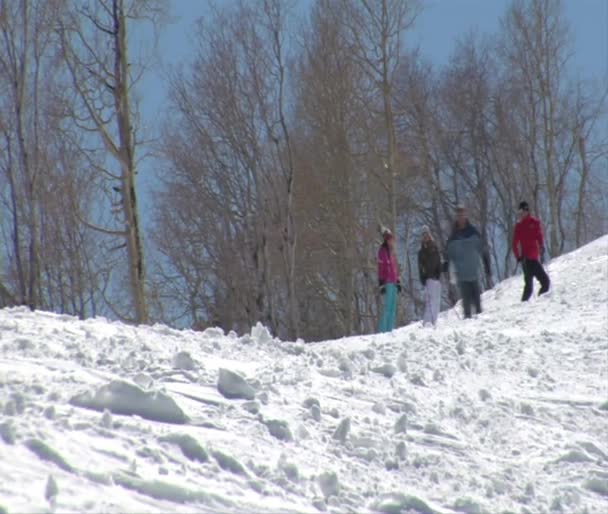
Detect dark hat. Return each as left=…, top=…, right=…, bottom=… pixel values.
left=518, top=201, right=529, bottom=211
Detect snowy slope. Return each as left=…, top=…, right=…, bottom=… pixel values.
left=1, top=236, right=607, bottom=514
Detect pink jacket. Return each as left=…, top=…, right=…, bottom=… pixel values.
left=378, top=245, right=398, bottom=284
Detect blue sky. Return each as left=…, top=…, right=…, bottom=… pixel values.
left=134, top=0, right=607, bottom=217
left=139, top=0, right=607, bottom=125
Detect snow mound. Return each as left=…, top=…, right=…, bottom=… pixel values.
left=217, top=368, right=256, bottom=400
left=70, top=380, right=188, bottom=424
left=0, top=235, right=607, bottom=513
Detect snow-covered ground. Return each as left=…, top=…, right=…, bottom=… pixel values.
left=1, top=236, right=607, bottom=514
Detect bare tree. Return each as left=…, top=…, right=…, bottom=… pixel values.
left=0, top=0, right=44, bottom=308
left=499, top=0, right=574, bottom=256
left=0, top=0, right=104, bottom=315
left=293, top=0, right=373, bottom=337
left=155, top=1, right=301, bottom=337
left=571, top=85, right=608, bottom=247
left=334, top=0, right=421, bottom=235
left=56, top=0, right=166, bottom=323
left=261, top=0, right=300, bottom=338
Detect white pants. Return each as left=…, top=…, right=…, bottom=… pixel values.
left=423, top=279, right=441, bottom=326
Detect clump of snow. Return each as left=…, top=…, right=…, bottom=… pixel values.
left=100, top=409, right=113, bottom=428
left=70, top=380, right=188, bottom=424
left=584, top=478, right=608, bottom=497
left=132, top=372, right=153, bottom=389
left=296, top=424, right=310, bottom=439
left=332, top=418, right=351, bottom=443
left=277, top=454, right=299, bottom=482
left=263, top=419, right=293, bottom=442
left=112, top=472, right=232, bottom=507
left=25, top=439, right=74, bottom=473
left=396, top=441, right=407, bottom=460
left=452, top=496, right=483, bottom=513
left=172, top=351, right=195, bottom=370
left=556, top=449, right=594, bottom=464
left=45, top=474, right=58, bottom=502
left=303, top=397, right=320, bottom=409
left=211, top=449, right=247, bottom=475
left=159, top=433, right=208, bottom=463
left=242, top=400, right=260, bottom=414
left=216, top=368, right=256, bottom=400
left=372, top=493, right=435, bottom=514
left=43, top=405, right=56, bottom=420
left=251, top=322, right=273, bottom=345
left=394, top=414, right=407, bottom=434
left=318, top=471, right=339, bottom=499
left=0, top=421, right=15, bottom=444
left=372, top=363, right=397, bottom=378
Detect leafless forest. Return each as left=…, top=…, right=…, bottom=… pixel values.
left=1, top=0, right=606, bottom=341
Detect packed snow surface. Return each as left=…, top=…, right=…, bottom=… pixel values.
left=1, top=236, right=607, bottom=513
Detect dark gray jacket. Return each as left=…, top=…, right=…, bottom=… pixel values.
left=447, top=222, right=484, bottom=282
left=418, top=240, right=442, bottom=284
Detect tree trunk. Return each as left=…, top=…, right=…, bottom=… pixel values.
left=113, top=0, right=148, bottom=323
left=574, top=133, right=589, bottom=247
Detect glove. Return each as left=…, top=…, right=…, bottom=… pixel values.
left=540, top=246, right=546, bottom=265
left=397, top=282, right=402, bottom=293
left=483, top=254, right=491, bottom=276
left=421, top=278, right=427, bottom=287
left=448, top=262, right=457, bottom=286
left=517, top=256, right=523, bottom=263
left=379, top=285, right=386, bottom=295
left=441, top=261, right=448, bottom=273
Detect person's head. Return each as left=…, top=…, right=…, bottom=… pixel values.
left=421, top=225, right=432, bottom=243
left=455, top=204, right=467, bottom=228
left=383, top=228, right=394, bottom=250
left=518, top=201, right=530, bottom=220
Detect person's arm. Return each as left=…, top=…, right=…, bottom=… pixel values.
left=536, top=219, right=546, bottom=263
left=393, top=253, right=402, bottom=291
left=433, top=247, right=442, bottom=278
left=378, top=248, right=386, bottom=286
left=482, top=248, right=491, bottom=276
left=418, top=250, right=426, bottom=284
left=512, top=224, right=521, bottom=260
left=476, top=236, right=491, bottom=276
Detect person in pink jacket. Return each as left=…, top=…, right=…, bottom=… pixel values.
left=377, top=228, right=401, bottom=332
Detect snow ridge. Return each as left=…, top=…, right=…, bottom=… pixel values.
left=0, top=236, right=607, bottom=513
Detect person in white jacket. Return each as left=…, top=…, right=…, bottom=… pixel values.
left=418, top=226, right=442, bottom=327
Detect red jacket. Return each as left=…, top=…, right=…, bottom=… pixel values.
left=378, top=245, right=399, bottom=284
left=512, top=214, right=544, bottom=261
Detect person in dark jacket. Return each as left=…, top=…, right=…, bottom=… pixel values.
left=377, top=228, right=401, bottom=332
left=446, top=205, right=491, bottom=319
left=512, top=201, right=550, bottom=301
left=418, top=226, right=442, bottom=327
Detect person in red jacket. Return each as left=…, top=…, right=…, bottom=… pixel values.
left=512, top=201, right=550, bottom=301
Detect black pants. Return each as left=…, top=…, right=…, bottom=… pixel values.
left=458, top=281, right=481, bottom=319
left=521, top=258, right=550, bottom=301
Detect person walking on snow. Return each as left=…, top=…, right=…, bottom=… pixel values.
left=418, top=226, right=442, bottom=327
left=512, top=201, right=550, bottom=301
left=446, top=205, right=491, bottom=319
left=377, top=228, right=401, bottom=332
